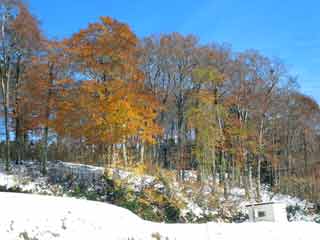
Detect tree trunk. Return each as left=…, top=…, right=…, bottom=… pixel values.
left=231, top=155, right=235, bottom=187
left=42, top=126, right=48, bottom=175
left=211, top=147, right=216, bottom=186
left=177, top=99, right=185, bottom=182
left=223, top=153, right=229, bottom=200
left=14, top=56, right=22, bottom=165
left=15, top=116, right=21, bottom=165
left=244, top=151, right=252, bottom=200
left=0, top=6, right=10, bottom=171
left=303, top=129, right=308, bottom=172
left=256, top=155, right=262, bottom=202
left=256, top=118, right=264, bottom=202
left=217, top=149, right=228, bottom=199
left=4, top=64, right=12, bottom=171
left=140, top=141, right=145, bottom=164
left=4, top=103, right=10, bottom=171
left=42, top=64, right=54, bottom=175
left=122, top=138, right=128, bottom=167
left=248, top=161, right=253, bottom=197
left=243, top=166, right=250, bottom=200
left=112, top=144, right=117, bottom=166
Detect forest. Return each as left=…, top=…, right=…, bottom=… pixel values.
left=0, top=0, right=319, bottom=204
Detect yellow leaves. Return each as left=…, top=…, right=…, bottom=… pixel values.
left=54, top=78, right=162, bottom=145
left=100, top=16, right=114, bottom=26
left=48, top=16, right=163, bottom=146
left=192, top=67, right=225, bottom=86
left=65, top=16, right=140, bottom=83
left=132, top=163, right=148, bottom=176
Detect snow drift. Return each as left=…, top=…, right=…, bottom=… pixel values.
left=0, top=192, right=319, bottom=240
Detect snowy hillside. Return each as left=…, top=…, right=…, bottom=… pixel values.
left=0, top=160, right=319, bottom=224
left=0, top=192, right=319, bottom=240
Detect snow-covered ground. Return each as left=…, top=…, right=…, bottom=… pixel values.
left=0, top=192, right=319, bottom=240
left=0, top=160, right=319, bottom=223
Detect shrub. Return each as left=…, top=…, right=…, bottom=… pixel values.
left=164, top=204, right=180, bottom=223
left=287, top=205, right=301, bottom=218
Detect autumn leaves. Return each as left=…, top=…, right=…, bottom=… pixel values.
left=1, top=1, right=320, bottom=204
left=43, top=18, right=161, bottom=150
left=0, top=1, right=161, bottom=172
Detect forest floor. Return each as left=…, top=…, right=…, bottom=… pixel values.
left=0, top=160, right=319, bottom=239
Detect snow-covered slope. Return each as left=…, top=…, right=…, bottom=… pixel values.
left=1, top=160, right=320, bottom=224
left=0, top=192, right=319, bottom=240
left=0, top=192, right=144, bottom=240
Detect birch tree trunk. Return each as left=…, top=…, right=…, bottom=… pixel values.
left=140, top=141, right=145, bottom=164
left=256, top=118, right=264, bottom=202
left=122, top=138, right=128, bottom=167
left=112, top=144, right=117, bottom=166
left=14, top=56, right=22, bottom=165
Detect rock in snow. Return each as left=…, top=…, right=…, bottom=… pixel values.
left=0, top=192, right=318, bottom=240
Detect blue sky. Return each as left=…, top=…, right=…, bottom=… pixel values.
left=29, top=0, right=320, bottom=103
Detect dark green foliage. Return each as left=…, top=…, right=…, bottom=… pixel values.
left=120, top=199, right=161, bottom=222
left=286, top=204, right=302, bottom=220
left=19, top=231, right=39, bottom=240
left=163, top=204, right=180, bottom=223
left=184, top=212, right=198, bottom=223
left=232, top=212, right=248, bottom=223
left=62, top=174, right=183, bottom=222
left=195, top=213, right=217, bottom=224
left=315, top=203, right=320, bottom=214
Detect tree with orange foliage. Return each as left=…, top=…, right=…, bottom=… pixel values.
left=54, top=17, right=161, bottom=167
left=22, top=40, right=69, bottom=174
left=0, top=0, right=41, bottom=170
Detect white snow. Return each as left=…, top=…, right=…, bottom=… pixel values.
left=0, top=192, right=319, bottom=240
left=0, top=160, right=319, bottom=239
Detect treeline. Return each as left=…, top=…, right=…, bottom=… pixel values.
left=0, top=0, right=320, bottom=202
